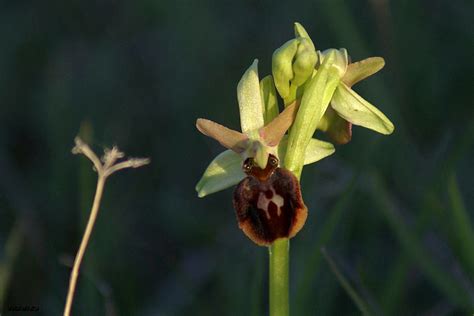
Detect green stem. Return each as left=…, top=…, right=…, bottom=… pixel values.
left=269, top=238, right=290, bottom=316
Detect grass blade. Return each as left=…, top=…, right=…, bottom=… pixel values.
left=447, top=172, right=474, bottom=276
left=369, top=174, right=474, bottom=309
left=321, top=247, right=373, bottom=316
left=0, top=221, right=23, bottom=310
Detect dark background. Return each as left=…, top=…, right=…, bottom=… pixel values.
left=0, top=0, right=473, bottom=315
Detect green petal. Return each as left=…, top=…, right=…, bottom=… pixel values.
left=279, top=136, right=335, bottom=165
left=260, top=75, right=280, bottom=125
left=195, top=150, right=245, bottom=198
left=284, top=50, right=341, bottom=177
left=331, top=83, right=394, bottom=135
left=237, top=60, right=265, bottom=134
left=272, top=39, right=299, bottom=99
left=343, top=57, right=385, bottom=87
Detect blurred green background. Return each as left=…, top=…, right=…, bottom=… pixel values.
left=0, top=0, right=473, bottom=315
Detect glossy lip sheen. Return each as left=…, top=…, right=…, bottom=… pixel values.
left=233, top=154, right=308, bottom=246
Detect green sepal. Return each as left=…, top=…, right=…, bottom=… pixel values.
left=195, top=150, right=245, bottom=198
left=278, top=136, right=335, bottom=165
left=331, top=83, right=394, bottom=135
left=343, top=57, right=385, bottom=87
left=237, top=59, right=265, bottom=134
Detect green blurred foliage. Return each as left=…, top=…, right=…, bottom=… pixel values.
left=0, top=0, right=473, bottom=315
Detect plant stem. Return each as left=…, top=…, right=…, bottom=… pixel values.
left=269, top=238, right=290, bottom=316
left=64, top=176, right=106, bottom=316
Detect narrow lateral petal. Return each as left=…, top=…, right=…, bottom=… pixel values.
left=196, top=118, right=248, bottom=152
left=278, top=136, right=335, bottom=165
left=237, top=60, right=265, bottom=133
left=331, top=83, right=394, bottom=135
left=259, top=101, right=299, bottom=147
left=343, top=57, right=385, bottom=87
left=195, top=150, right=245, bottom=198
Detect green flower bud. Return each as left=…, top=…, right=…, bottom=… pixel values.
left=272, top=23, right=319, bottom=103
left=272, top=39, right=299, bottom=99
left=292, top=38, right=318, bottom=86
left=294, top=22, right=315, bottom=51
left=318, top=48, right=348, bottom=78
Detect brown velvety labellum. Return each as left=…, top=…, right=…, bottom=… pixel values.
left=233, top=154, right=308, bottom=246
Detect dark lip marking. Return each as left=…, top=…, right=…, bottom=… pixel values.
left=265, top=190, right=273, bottom=199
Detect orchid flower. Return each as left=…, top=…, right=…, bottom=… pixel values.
left=195, top=60, right=335, bottom=198
left=317, top=49, right=394, bottom=143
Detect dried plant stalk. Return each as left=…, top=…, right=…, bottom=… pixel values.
left=63, top=137, right=149, bottom=316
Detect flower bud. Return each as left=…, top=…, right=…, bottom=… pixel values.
left=294, top=22, right=315, bottom=50
left=272, top=39, right=298, bottom=99
left=272, top=24, right=318, bottom=102
left=292, top=38, right=318, bottom=86
left=318, top=48, right=348, bottom=78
